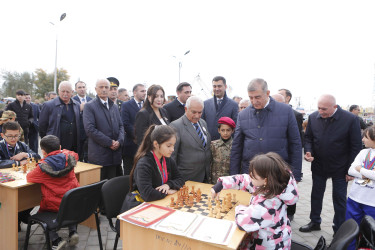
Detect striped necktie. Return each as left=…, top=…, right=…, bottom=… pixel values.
left=193, top=123, right=206, bottom=148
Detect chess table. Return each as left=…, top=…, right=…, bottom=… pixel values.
left=120, top=181, right=251, bottom=250
left=0, top=161, right=102, bottom=250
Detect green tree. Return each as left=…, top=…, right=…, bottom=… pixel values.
left=34, top=68, right=70, bottom=99
left=1, top=71, right=35, bottom=97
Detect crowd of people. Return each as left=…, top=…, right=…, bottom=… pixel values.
left=0, top=76, right=373, bottom=249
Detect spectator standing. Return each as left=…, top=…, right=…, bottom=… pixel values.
left=238, top=99, right=250, bottom=112
left=230, top=78, right=302, bottom=183
left=118, top=88, right=130, bottom=102
left=39, top=81, right=81, bottom=153
left=5, top=89, right=33, bottom=144
left=170, top=96, right=211, bottom=182
left=72, top=81, right=92, bottom=162
left=83, top=79, right=124, bottom=180
left=164, top=82, right=192, bottom=122
left=121, top=83, right=146, bottom=175
left=202, top=76, right=238, bottom=141
left=350, top=104, right=367, bottom=130
left=25, top=94, right=40, bottom=153
left=300, top=94, right=362, bottom=234
left=134, top=85, right=170, bottom=146
left=107, top=77, right=123, bottom=112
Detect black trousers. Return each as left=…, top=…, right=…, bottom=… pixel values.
left=100, top=165, right=118, bottom=181
left=122, top=156, right=134, bottom=176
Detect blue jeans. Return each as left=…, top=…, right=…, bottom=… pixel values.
left=310, top=173, right=347, bottom=233
left=346, top=197, right=375, bottom=250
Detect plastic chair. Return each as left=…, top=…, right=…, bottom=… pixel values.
left=326, top=219, right=359, bottom=250
left=101, top=175, right=130, bottom=250
left=356, top=215, right=375, bottom=249
left=23, top=180, right=107, bottom=250
left=291, top=240, right=313, bottom=250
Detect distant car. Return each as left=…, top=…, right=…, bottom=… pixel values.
left=3, top=97, right=15, bottom=103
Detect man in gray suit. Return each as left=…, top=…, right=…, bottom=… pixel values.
left=171, top=96, right=211, bottom=183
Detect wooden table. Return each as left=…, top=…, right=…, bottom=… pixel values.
left=120, top=181, right=251, bottom=250
left=0, top=161, right=102, bottom=250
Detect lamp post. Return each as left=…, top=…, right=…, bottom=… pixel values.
left=174, top=50, right=190, bottom=84
left=50, top=13, right=66, bottom=93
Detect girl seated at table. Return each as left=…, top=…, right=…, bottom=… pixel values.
left=211, top=152, right=299, bottom=249
left=121, top=125, right=185, bottom=212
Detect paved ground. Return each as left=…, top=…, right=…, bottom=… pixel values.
left=19, top=159, right=342, bottom=249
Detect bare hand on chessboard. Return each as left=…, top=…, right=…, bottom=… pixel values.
left=210, top=188, right=220, bottom=200
left=155, top=184, right=177, bottom=195
left=10, top=152, right=28, bottom=161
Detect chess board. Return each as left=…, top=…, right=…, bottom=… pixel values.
left=171, top=193, right=238, bottom=219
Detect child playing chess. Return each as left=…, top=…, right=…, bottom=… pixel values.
left=210, top=117, right=235, bottom=184
left=211, top=152, right=299, bottom=249
left=346, top=125, right=375, bottom=250
left=27, top=135, right=80, bottom=249
left=120, top=125, right=185, bottom=212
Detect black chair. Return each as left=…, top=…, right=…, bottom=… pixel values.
left=326, top=219, right=359, bottom=250
left=101, top=175, right=130, bottom=250
left=24, top=180, right=106, bottom=250
left=357, top=215, right=375, bottom=249
left=291, top=240, right=313, bottom=250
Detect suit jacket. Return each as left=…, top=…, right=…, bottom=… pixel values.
left=164, top=98, right=185, bottom=122
left=72, top=95, right=93, bottom=104
left=134, top=106, right=170, bottom=145
left=202, top=94, right=238, bottom=140
left=170, top=115, right=211, bottom=182
left=304, top=106, right=362, bottom=178
left=39, top=97, right=81, bottom=150
left=121, top=99, right=141, bottom=157
left=293, top=109, right=303, bottom=143
left=83, top=97, right=124, bottom=166
left=30, top=102, right=40, bottom=132
left=5, top=100, right=34, bottom=130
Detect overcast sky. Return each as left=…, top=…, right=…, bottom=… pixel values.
left=1, top=0, right=375, bottom=109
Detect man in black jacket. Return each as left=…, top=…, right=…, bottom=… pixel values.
left=164, top=82, right=192, bottom=122
left=300, top=94, right=362, bottom=234
left=5, top=89, right=33, bottom=144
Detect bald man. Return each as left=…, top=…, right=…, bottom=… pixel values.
left=299, top=94, right=362, bottom=234
left=271, top=93, right=285, bottom=103
left=83, top=79, right=124, bottom=180
left=39, top=81, right=81, bottom=153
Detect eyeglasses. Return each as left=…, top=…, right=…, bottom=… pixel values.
left=3, top=135, right=21, bottom=139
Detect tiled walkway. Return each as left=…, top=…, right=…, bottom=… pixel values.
left=19, top=159, right=342, bottom=249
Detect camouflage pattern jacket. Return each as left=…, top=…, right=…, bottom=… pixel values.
left=210, top=137, right=233, bottom=184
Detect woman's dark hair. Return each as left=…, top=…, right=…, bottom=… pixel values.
left=142, top=84, right=165, bottom=110
left=364, top=125, right=375, bottom=141
left=249, top=152, right=291, bottom=199
left=129, top=124, right=176, bottom=190
left=40, top=135, right=60, bottom=154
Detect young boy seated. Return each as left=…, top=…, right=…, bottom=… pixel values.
left=0, top=111, right=25, bottom=141
left=210, top=117, right=235, bottom=184
left=27, top=135, right=80, bottom=249
left=0, top=121, right=40, bottom=230
left=0, top=121, right=39, bottom=169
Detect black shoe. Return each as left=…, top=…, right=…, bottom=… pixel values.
left=299, top=222, right=321, bottom=232
left=288, top=215, right=294, bottom=222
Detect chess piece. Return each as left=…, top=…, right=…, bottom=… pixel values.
left=191, top=185, right=195, bottom=194
left=170, top=197, right=175, bottom=207
left=216, top=207, right=221, bottom=219
left=12, top=163, right=16, bottom=171
left=208, top=208, right=213, bottom=217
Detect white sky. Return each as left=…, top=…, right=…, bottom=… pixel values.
left=1, top=0, right=375, bottom=109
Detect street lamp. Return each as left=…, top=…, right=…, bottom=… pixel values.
left=173, top=50, right=190, bottom=84
left=50, top=13, right=66, bottom=93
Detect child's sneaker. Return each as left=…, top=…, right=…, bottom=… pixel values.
left=52, top=237, right=67, bottom=250
left=68, top=231, right=79, bottom=246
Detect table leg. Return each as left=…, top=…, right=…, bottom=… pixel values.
left=0, top=187, right=19, bottom=249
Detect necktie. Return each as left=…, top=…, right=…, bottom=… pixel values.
left=81, top=98, right=85, bottom=103
left=217, top=99, right=222, bottom=106
left=193, top=123, right=206, bottom=148
left=138, top=102, right=142, bottom=109
left=103, top=102, right=108, bottom=109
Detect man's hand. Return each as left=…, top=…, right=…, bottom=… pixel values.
left=80, top=103, right=86, bottom=112
left=19, top=159, right=28, bottom=166
left=10, top=152, right=28, bottom=161
left=346, top=175, right=355, bottom=182
left=110, top=140, right=120, bottom=150
left=304, top=152, right=314, bottom=162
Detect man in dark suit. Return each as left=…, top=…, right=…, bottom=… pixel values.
left=164, top=82, right=192, bottom=122
left=107, top=77, right=123, bottom=113
left=39, top=81, right=81, bottom=153
left=72, top=81, right=92, bottom=162
left=278, top=88, right=304, bottom=222
left=300, top=94, right=362, bottom=234
left=120, top=83, right=146, bottom=175
left=202, top=76, right=238, bottom=141
left=5, top=89, right=33, bottom=144
left=349, top=105, right=367, bottom=130
left=83, top=79, right=124, bottom=180
left=25, top=93, right=40, bottom=153
left=171, top=96, right=211, bottom=183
